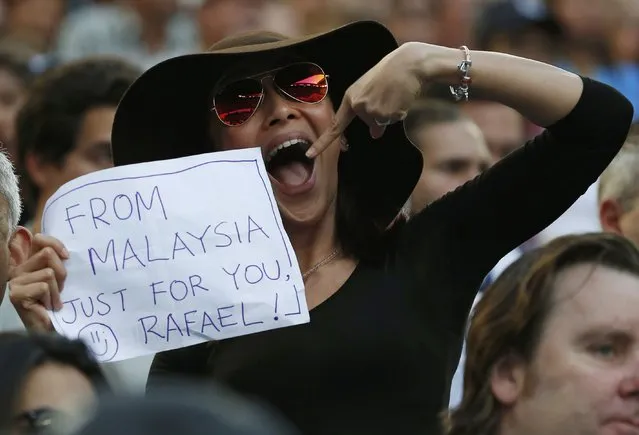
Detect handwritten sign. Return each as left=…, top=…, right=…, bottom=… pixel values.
left=42, top=148, right=309, bottom=362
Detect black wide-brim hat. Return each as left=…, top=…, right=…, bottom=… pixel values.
left=111, top=20, right=422, bottom=228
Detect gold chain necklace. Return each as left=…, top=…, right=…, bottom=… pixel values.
left=302, top=249, right=340, bottom=280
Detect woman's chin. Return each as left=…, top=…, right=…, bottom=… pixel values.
left=278, top=203, right=325, bottom=228
left=277, top=195, right=335, bottom=230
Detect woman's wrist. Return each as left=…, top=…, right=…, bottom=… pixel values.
left=405, top=42, right=466, bottom=87
left=402, top=41, right=585, bottom=126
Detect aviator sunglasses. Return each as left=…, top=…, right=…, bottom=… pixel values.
left=212, top=62, right=329, bottom=127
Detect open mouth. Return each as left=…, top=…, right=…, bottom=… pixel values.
left=265, top=138, right=315, bottom=188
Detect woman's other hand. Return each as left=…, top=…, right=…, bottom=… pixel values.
left=9, top=234, right=69, bottom=332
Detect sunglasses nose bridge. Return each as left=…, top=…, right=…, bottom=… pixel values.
left=259, top=74, right=277, bottom=92
left=259, top=75, right=288, bottom=104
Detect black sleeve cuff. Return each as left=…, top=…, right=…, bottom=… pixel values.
left=546, top=76, right=634, bottom=149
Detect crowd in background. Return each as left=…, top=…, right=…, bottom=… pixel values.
left=0, top=0, right=638, bottom=103
left=0, top=0, right=639, bottom=434
left=0, top=0, right=636, bottom=169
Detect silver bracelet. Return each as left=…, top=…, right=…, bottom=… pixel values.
left=449, top=45, right=472, bottom=102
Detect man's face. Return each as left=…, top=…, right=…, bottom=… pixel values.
left=504, top=264, right=639, bottom=435
left=618, top=200, right=639, bottom=247
left=409, top=120, right=491, bottom=212
left=34, top=106, right=115, bottom=201
left=461, top=102, right=525, bottom=162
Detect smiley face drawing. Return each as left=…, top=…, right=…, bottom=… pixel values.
left=78, top=323, right=119, bottom=362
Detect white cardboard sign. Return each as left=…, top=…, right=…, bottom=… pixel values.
left=42, top=148, right=309, bottom=362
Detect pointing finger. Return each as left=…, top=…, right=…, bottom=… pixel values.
left=306, top=98, right=355, bottom=158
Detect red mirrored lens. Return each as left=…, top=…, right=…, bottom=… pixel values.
left=275, top=63, right=328, bottom=104
left=214, top=79, right=263, bottom=126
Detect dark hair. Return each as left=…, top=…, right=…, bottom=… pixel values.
left=443, top=232, right=639, bottom=435
left=334, top=170, right=407, bottom=264
left=0, top=332, right=110, bottom=431
left=15, top=56, right=141, bottom=211
left=78, top=383, right=300, bottom=435
left=404, top=99, right=468, bottom=147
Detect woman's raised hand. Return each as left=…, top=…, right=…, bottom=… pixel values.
left=307, top=42, right=433, bottom=158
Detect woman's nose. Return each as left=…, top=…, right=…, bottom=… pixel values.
left=260, top=81, right=301, bottom=127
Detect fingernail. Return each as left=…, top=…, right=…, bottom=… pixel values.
left=305, top=148, right=316, bottom=158
left=62, top=247, right=69, bottom=259
left=55, top=301, right=63, bottom=311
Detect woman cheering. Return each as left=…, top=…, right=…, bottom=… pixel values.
left=9, top=21, right=633, bottom=435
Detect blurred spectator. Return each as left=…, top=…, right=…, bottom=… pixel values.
left=258, top=1, right=301, bottom=37
left=196, top=0, right=268, bottom=49
left=0, top=0, right=66, bottom=54
left=599, top=139, right=639, bottom=246
left=0, top=332, right=109, bottom=435
left=474, top=0, right=561, bottom=63
left=610, top=0, right=639, bottom=64
left=422, top=84, right=531, bottom=163
left=404, top=100, right=491, bottom=212
left=461, top=101, right=528, bottom=163
left=291, top=0, right=353, bottom=35
left=386, top=0, right=437, bottom=44
left=548, top=0, right=639, bottom=120
left=15, top=57, right=140, bottom=233
left=436, top=0, right=475, bottom=48
left=75, top=384, right=300, bottom=435
left=56, top=0, right=198, bottom=70
left=548, top=0, right=612, bottom=42
left=0, top=46, right=37, bottom=162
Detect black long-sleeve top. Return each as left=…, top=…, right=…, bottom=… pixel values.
left=146, top=77, right=634, bottom=435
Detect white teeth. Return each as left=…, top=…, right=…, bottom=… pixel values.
left=266, top=138, right=310, bottom=163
